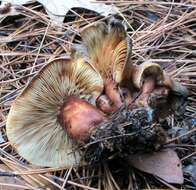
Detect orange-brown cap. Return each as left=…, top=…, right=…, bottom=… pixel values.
left=6, top=57, right=103, bottom=167
left=132, top=61, right=164, bottom=89
left=81, top=19, right=131, bottom=84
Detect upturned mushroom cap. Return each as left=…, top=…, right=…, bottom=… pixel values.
left=6, top=57, right=103, bottom=167
left=81, top=19, right=131, bottom=110
left=132, top=61, right=164, bottom=89
left=81, top=19, right=131, bottom=84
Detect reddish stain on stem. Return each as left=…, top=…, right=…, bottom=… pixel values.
left=61, top=96, right=106, bottom=142
left=104, top=80, right=123, bottom=108
left=136, top=78, right=155, bottom=107
left=97, top=95, right=117, bottom=113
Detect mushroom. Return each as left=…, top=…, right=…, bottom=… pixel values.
left=131, top=61, right=164, bottom=107
left=131, top=60, right=189, bottom=111
left=132, top=61, right=164, bottom=90
left=81, top=19, right=132, bottom=113
left=6, top=57, right=105, bottom=167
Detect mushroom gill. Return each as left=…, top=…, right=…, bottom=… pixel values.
left=81, top=19, right=132, bottom=113
left=6, top=57, right=104, bottom=167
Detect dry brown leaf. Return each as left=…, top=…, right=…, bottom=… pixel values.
left=1, top=0, right=118, bottom=24
left=127, top=149, right=184, bottom=184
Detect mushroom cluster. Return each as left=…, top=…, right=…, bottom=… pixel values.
left=6, top=19, right=188, bottom=168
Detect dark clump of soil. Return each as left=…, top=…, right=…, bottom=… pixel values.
left=84, top=106, right=167, bottom=163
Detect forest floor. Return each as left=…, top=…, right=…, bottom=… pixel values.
left=0, top=1, right=196, bottom=189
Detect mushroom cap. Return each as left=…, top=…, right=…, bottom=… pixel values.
left=6, top=58, right=103, bottom=167
left=81, top=19, right=131, bottom=83
left=132, top=61, right=164, bottom=89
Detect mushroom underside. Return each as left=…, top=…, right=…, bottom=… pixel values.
left=6, top=58, right=104, bottom=167
left=6, top=19, right=189, bottom=168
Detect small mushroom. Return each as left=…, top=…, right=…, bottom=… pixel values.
left=132, top=61, right=164, bottom=90
left=81, top=19, right=132, bottom=113
left=6, top=57, right=105, bottom=167
left=131, top=61, right=189, bottom=113
left=132, top=61, right=189, bottom=97
left=131, top=61, right=164, bottom=107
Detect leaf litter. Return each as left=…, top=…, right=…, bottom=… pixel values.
left=0, top=0, right=196, bottom=189
left=0, top=0, right=118, bottom=25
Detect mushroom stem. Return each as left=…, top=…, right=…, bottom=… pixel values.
left=97, top=95, right=117, bottom=113
left=104, top=80, right=123, bottom=108
left=136, top=77, right=155, bottom=107
left=60, top=96, right=106, bottom=143
left=97, top=87, right=133, bottom=114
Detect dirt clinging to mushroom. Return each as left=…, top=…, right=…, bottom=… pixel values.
left=82, top=95, right=187, bottom=164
